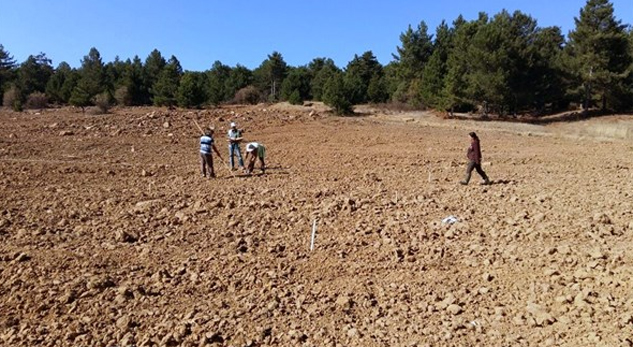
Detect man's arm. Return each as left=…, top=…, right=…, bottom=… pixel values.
left=212, top=144, right=223, bottom=159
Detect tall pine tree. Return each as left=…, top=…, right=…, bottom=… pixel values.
left=0, top=44, right=17, bottom=105
left=70, top=47, right=104, bottom=110
left=206, top=61, right=231, bottom=105
left=144, top=49, right=166, bottom=104
left=253, top=52, right=287, bottom=101
left=153, top=55, right=182, bottom=107
left=565, top=0, right=632, bottom=111
left=17, top=53, right=53, bottom=97
left=308, top=58, right=339, bottom=101
left=421, top=21, right=454, bottom=109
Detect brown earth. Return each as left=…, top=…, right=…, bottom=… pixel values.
left=1, top=103, right=633, bottom=347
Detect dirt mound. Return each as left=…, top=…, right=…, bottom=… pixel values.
left=1, top=105, right=633, bottom=346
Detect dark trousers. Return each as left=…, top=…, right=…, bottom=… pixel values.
left=247, top=156, right=265, bottom=173
left=200, top=153, right=215, bottom=177
left=463, top=160, right=488, bottom=183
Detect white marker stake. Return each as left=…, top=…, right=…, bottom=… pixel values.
left=310, top=219, right=317, bottom=251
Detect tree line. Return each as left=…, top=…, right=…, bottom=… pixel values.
left=1, top=0, right=631, bottom=115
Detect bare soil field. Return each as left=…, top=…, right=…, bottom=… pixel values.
left=1, top=104, right=633, bottom=347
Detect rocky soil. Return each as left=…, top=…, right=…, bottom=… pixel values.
left=1, top=104, right=633, bottom=347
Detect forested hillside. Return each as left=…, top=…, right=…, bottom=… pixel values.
left=1, top=0, right=631, bottom=115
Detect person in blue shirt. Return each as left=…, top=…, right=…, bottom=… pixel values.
left=227, top=122, right=244, bottom=170
left=200, top=127, right=223, bottom=178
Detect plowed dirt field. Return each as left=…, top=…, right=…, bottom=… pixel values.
left=1, top=104, right=633, bottom=347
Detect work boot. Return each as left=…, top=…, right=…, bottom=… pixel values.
left=459, top=180, right=468, bottom=185
left=480, top=179, right=490, bottom=185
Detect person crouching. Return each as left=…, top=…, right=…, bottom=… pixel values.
left=244, top=142, right=266, bottom=175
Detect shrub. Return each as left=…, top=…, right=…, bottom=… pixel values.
left=234, top=86, right=261, bottom=105
left=25, top=92, right=48, bottom=110
left=114, top=86, right=131, bottom=106
left=3, top=86, right=23, bottom=112
left=94, top=92, right=112, bottom=114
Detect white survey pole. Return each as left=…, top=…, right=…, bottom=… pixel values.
left=310, top=219, right=317, bottom=251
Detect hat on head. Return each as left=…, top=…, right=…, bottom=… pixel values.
left=246, top=143, right=256, bottom=152
left=230, top=122, right=236, bottom=128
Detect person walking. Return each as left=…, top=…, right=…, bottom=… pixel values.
left=227, top=122, right=244, bottom=170
left=244, top=142, right=266, bottom=175
left=460, top=132, right=491, bottom=185
left=200, top=127, right=223, bottom=178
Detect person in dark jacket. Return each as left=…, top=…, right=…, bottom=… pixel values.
left=460, top=132, right=490, bottom=185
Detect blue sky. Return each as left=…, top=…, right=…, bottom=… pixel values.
left=1, top=0, right=632, bottom=71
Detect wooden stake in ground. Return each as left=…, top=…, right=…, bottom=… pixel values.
left=193, top=119, right=236, bottom=179
left=310, top=219, right=317, bottom=251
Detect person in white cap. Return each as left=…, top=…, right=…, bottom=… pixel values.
left=244, top=142, right=266, bottom=175
left=227, top=122, right=244, bottom=170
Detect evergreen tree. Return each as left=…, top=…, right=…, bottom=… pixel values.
left=253, top=51, right=287, bottom=101
left=70, top=47, right=105, bottom=107
left=532, top=27, right=567, bottom=112
left=0, top=44, right=17, bottom=105
left=144, top=49, right=166, bottom=104
left=0, top=44, right=17, bottom=106
left=382, top=62, right=400, bottom=102
left=69, top=86, right=91, bottom=112
left=308, top=58, right=339, bottom=101
left=60, top=68, right=80, bottom=105
left=153, top=55, right=182, bottom=107
left=443, top=14, right=488, bottom=112
left=104, top=56, right=127, bottom=94
left=288, top=89, right=302, bottom=105
left=391, top=21, right=434, bottom=106
left=629, top=29, right=633, bottom=99
left=344, top=51, right=383, bottom=104
left=118, top=56, right=146, bottom=106
left=465, top=10, right=542, bottom=114
left=565, top=0, right=632, bottom=111
left=323, top=72, right=353, bottom=115
left=46, top=62, right=74, bottom=104
left=421, top=21, right=454, bottom=109
left=177, top=71, right=207, bottom=108
left=16, top=53, right=53, bottom=97
left=225, top=64, right=253, bottom=101
left=367, top=74, right=389, bottom=103
left=280, top=66, right=311, bottom=103
left=393, top=21, right=433, bottom=81
left=207, top=61, right=231, bottom=105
